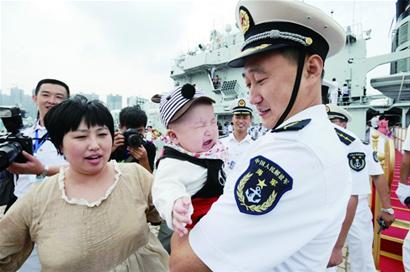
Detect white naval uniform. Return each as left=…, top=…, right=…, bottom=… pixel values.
left=334, top=126, right=378, bottom=272
left=220, top=133, right=254, bottom=177
left=327, top=126, right=372, bottom=272
left=329, top=81, right=339, bottom=105
left=189, top=105, right=352, bottom=271
left=402, top=125, right=410, bottom=272
left=14, top=121, right=67, bottom=272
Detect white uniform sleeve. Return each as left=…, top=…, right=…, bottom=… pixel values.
left=190, top=139, right=350, bottom=271
left=363, top=143, right=384, bottom=176
left=404, top=126, right=410, bottom=151
left=396, top=183, right=410, bottom=205
left=152, top=158, right=207, bottom=229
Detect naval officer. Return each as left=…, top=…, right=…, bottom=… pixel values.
left=170, top=0, right=352, bottom=271
left=326, top=104, right=394, bottom=271
left=220, top=98, right=254, bottom=177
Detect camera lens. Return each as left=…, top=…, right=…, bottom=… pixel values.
left=127, top=134, right=142, bottom=148
left=0, top=142, right=22, bottom=170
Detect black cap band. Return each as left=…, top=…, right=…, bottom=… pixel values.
left=243, top=22, right=329, bottom=60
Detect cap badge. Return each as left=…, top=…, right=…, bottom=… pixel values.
left=239, top=9, right=250, bottom=34
left=238, top=99, right=246, bottom=107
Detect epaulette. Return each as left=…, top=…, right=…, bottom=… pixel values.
left=271, top=119, right=311, bottom=133
left=334, top=127, right=355, bottom=145
left=219, top=134, right=229, bottom=139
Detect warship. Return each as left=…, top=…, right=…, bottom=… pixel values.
left=146, top=1, right=410, bottom=271
left=146, top=0, right=410, bottom=144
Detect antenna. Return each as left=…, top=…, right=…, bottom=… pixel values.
left=388, top=16, right=395, bottom=38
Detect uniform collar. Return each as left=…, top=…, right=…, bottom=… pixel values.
left=33, top=120, right=47, bottom=132
left=275, top=104, right=325, bottom=130
left=229, top=132, right=253, bottom=144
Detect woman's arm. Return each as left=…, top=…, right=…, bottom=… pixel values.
left=0, top=192, right=34, bottom=270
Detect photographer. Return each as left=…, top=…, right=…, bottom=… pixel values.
left=6, top=78, right=69, bottom=271
left=110, top=106, right=156, bottom=173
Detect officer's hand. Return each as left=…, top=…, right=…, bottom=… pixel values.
left=172, top=197, right=193, bottom=237
left=112, top=131, right=125, bottom=153
left=128, top=145, right=147, bottom=161
left=378, top=212, right=395, bottom=228
left=7, top=151, right=44, bottom=175
left=327, top=247, right=343, bottom=268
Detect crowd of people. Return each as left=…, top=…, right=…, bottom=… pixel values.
left=0, top=0, right=409, bottom=271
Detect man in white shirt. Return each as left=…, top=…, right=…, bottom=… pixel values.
left=398, top=125, right=410, bottom=271
left=220, top=98, right=254, bottom=177
left=170, top=1, right=352, bottom=271
left=7, top=78, right=69, bottom=271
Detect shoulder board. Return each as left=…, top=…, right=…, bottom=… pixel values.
left=219, top=134, right=229, bottom=139
left=271, top=119, right=311, bottom=133
left=334, top=127, right=355, bottom=145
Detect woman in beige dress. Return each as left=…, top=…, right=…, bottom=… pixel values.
left=0, top=95, right=168, bottom=271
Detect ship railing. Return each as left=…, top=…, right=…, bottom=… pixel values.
left=392, top=126, right=408, bottom=153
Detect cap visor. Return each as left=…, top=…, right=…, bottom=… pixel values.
left=228, top=43, right=296, bottom=68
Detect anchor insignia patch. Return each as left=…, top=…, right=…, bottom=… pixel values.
left=235, top=155, right=293, bottom=215
left=348, top=152, right=366, bottom=172
left=373, top=151, right=379, bottom=162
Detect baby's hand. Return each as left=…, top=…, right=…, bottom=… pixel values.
left=172, top=197, right=193, bottom=237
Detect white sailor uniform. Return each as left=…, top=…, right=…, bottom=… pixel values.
left=401, top=125, right=410, bottom=272
left=220, top=133, right=254, bottom=177
left=189, top=105, right=352, bottom=271
left=331, top=126, right=376, bottom=272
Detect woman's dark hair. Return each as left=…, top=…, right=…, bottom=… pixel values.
left=44, top=95, right=114, bottom=154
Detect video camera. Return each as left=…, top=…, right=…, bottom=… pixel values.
left=123, top=128, right=146, bottom=148
left=0, top=106, right=32, bottom=170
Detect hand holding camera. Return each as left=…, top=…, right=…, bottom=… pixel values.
left=0, top=107, right=33, bottom=171
left=112, top=131, right=125, bottom=153
left=7, top=151, right=44, bottom=175
left=123, top=128, right=146, bottom=148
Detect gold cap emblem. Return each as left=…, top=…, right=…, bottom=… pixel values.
left=239, top=9, right=250, bottom=33
left=238, top=99, right=246, bottom=107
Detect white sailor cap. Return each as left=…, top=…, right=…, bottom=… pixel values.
left=231, top=98, right=253, bottom=115
left=325, top=104, right=352, bottom=123
left=151, top=84, right=215, bottom=128
left=228, top=0, right=346, bottom=67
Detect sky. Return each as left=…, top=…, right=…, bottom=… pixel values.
left=0, top=0, right=398, bottom=100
